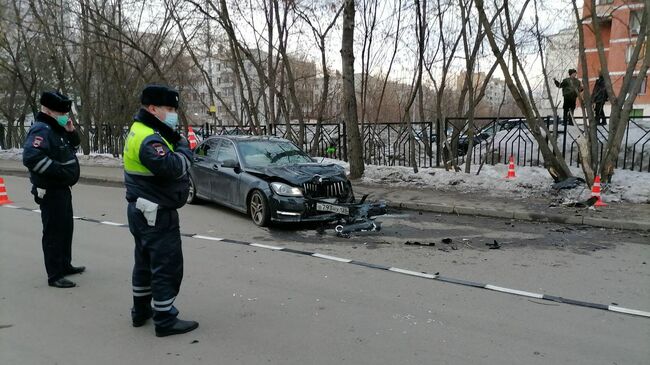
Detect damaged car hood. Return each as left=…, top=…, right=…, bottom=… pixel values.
left=246, top=163, right=347, bottom=185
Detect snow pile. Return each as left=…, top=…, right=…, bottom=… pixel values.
left=318, top=157, right=650, bottom=204
left=473, top=124, right=650, bottom=169
left=0, top=148, right=122, bottom=167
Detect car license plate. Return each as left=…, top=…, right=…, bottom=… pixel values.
left=316, top=202, right=349, bottom=215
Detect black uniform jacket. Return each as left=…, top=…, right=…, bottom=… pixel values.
left=23, top=112, right=81, bottom=189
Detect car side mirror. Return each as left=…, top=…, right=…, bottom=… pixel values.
left=222, top=159, right=241, bottom=173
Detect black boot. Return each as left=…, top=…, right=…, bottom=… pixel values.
left=132, top=308, right=153, bottom=327
left=155, top=319, right=199, bottom=337
left=63, top=265, right=86, bottom=276
left=49, top=278, right=76, bottom=288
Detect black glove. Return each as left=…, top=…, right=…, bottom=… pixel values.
left=176, top=136, right=189, bottom=149
left=175, top=137, right=192, bottom=160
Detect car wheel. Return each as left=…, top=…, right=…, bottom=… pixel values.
left=249, top=190, right=270, bottom=227
left=187, top=176, right=200, bottom=204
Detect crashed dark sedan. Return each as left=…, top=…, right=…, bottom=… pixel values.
left=187, top=135, right=354, bottom=226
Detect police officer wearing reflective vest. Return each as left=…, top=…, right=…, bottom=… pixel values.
left=23, top=91, right=85, bottom=288
left=123, top=85, right=197, bottom=337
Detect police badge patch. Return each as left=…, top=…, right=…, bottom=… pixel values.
left=152, top=143, right=166, bottom=156
left=33, top=136, right=44, bottom=148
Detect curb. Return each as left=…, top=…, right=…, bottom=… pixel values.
left=385, top=200, right=650, bottom=232
left=2, top=167, right=649, bottom=232
left=0, top=166, right=124, bottom=188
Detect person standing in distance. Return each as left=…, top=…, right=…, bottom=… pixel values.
left=23, top=91, right=85, bottom=288
left=592, top=72, right=609, bottom=126
left=123, top=85, right=197, bottom=337
left=554, top=68, right=583, bottom=126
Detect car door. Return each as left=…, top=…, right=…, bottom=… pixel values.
left=192, top=139, right=219, bottom=200
left=211, top=139, right=241, bottom=207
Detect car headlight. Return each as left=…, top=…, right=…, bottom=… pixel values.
left=270, top=182, right=303, bottom=197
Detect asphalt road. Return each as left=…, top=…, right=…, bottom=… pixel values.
left=1, top=175, right=649, bottom=365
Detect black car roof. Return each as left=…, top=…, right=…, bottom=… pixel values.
left=204, top=135, right=290, bottom=143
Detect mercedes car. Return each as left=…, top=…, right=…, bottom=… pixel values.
left=187, top=135, right=354, bottom=226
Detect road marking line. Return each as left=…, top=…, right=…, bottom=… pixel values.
left=32, top=209, right=41, bottom=213
left=250, top=243, right=283, bottom=250
left=192, top=234, right=224, bottom=241
left=100, top=221, right=124, bottom=226
left=608, top=305, right=650, bottom=318
left=2, top=205, right=18, bottom=208
left=389, top=267, right=437, bottom=279
left=312, top=253, right=352, bottom=263
left=485, top=284, right=544, bottom=299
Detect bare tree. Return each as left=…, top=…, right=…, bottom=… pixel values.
left=341, top=0, right=364, bottom=178
left=296, top=2, right=344, bottom=155
left=475, top=0, right=573, bottom=182
left=573, top=0, right=649, bottom=184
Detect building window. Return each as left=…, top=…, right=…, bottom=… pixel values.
left=626, top=43, right=647, bottom=63
left=630, top=10, right=642, bottom=35
left=639, top=77, right=647, bottom=96
left=631, top=77, right=647, bottom=95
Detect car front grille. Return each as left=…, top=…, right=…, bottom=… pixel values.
left=303, top=181, right=348, bottom=198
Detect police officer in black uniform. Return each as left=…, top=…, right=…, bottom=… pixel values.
left=123, top=85, right=197, bottom=337
left=23, top=91, right=85, bottom=288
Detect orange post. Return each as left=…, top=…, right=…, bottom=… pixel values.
left=591, top=175, right=607, bottom=207
left=0, top=177, right=14, bottom=205
left=506, top=155, right=516, bottom=179
left=188, top=126, right=198, bottom=150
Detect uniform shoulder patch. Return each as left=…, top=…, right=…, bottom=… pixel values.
left=33, top=136, right=44, bottom=148
left=152, top=143, right=166, bottom=156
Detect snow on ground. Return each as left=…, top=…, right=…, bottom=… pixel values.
left=319, top=157, right=650, bottom=204
left=2, top=148, right=648, bottom=204
left=0, top=148, right=122, bottom=167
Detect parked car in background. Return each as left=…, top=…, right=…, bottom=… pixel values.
left=187, top=136, right=354, bottom=226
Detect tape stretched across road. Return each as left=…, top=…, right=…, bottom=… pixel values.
left=4, top=204, right=650, bottom=319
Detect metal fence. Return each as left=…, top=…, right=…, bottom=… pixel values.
left=3, top=116, right=649, bottom=172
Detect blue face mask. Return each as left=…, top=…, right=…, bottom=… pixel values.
left=163, top=112, right=178, bottom=130
left=56, top=115, right=69, bottom=127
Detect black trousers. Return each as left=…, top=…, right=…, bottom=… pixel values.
left=127, top=203, right=184, bottom=328
left=594, top=102, right=606, bottom=125
left=563, top=97, right=577, bottom=126
left=37, top=187, right=74, bottom=283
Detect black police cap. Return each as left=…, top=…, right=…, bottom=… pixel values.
left=141, top=85, right=179, bottom=108
left=40, top=91, right=72, bottom=113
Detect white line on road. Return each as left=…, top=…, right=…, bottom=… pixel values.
left=192, top=234, right=224, bottom=241
left=389, top=267, right=437, bottom=279
left=311, top=253, right=352, bottom=263
left=250, top=243, right=284, bottom=250
left=100, top=221, right=124, bottom=226
left=608, top=305, right=650, bottom=318
left=485, top=285, right=544, bottom=299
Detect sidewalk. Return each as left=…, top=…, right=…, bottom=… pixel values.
left=1, top=159, right=649, bottom=231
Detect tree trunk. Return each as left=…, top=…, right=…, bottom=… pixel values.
left=341, top=0, right=364, bottom=178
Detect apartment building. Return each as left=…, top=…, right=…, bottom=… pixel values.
left=581, top=0, right=648, bottom=116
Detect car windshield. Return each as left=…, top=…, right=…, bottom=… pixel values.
left=238, top=140, right=314, bottom=167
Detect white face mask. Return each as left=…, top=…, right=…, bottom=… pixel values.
left=163, top=112, right=178, bottom=129
left=152, top=106, right=178, bottom=129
